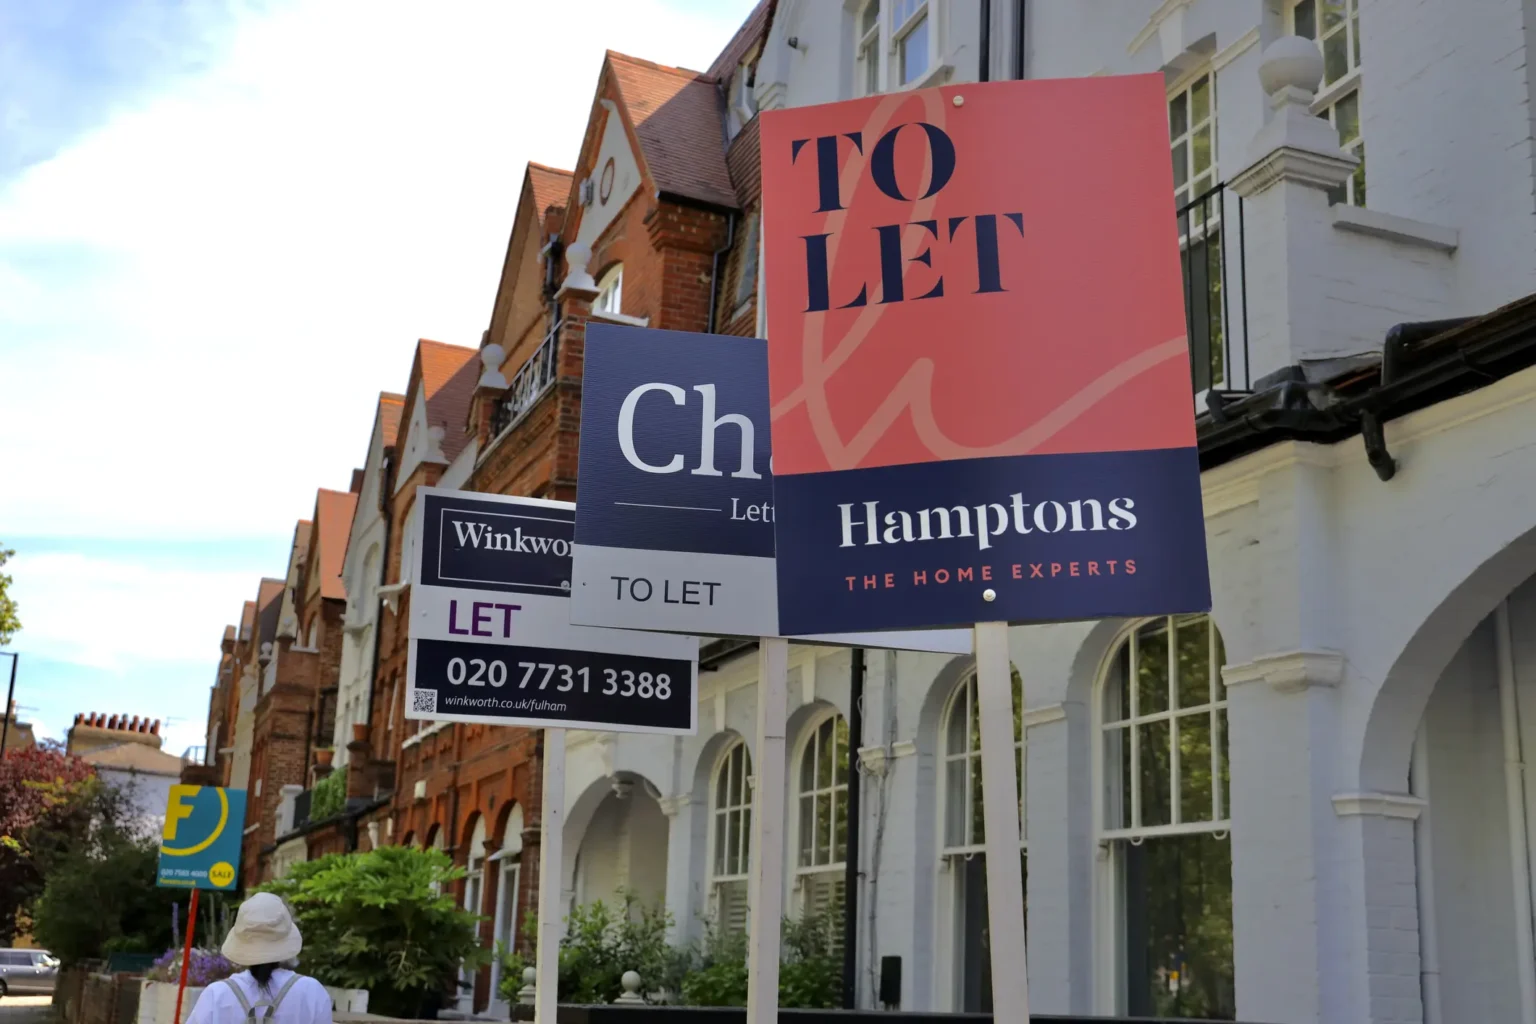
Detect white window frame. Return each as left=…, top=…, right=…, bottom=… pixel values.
left=1090, top=615, right=1231, bottom=1016
left=854, top=0, right=945, bottom=97
left=488, top=805, right=524, bottom=1012
left=1287, top=0, right=1365, bottom=206
left=935, top=670, right=1024, bottom=1012
left=791, top=710, right=850, bottom=928
left=459, top=817, right=488, bottom=1010
left=595, top=264, right=623, bottom=316
left=1168, top=66, right=1229, bottom=394
left=707, top=739, right=753, bottom=938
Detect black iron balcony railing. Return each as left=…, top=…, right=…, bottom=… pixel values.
left=1178, top=181, right=1250, bottom=396
left=489, top=318, right=562, bottom=439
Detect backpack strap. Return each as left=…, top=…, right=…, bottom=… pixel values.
left=222, top=978, right=256, bottom=1019
left=263, top=973, right=303, bottom=1018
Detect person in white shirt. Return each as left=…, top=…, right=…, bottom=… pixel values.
left=185, top=892, right=333, bottom=1023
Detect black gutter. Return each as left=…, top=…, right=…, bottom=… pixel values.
left=707, top=213, right=739, bottom=333
left=841, top=649, right=865, bottom=1009
left=1197, top=303, right=1536, bottom=478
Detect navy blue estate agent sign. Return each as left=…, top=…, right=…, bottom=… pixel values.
left=570, top=323, right=969, bottom=652
left=407, top=488, right=699, bottom=735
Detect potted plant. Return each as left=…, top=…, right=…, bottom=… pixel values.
left=138, top=948, right=237, bottom=1023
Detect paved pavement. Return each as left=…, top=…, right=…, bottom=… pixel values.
left=0, top=996, right=52, bottom=1022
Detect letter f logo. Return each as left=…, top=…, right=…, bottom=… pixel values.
left=163, top=785, right=198, bottom=841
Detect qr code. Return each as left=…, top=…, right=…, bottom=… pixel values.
left=411, top=689, right=437, bottom=714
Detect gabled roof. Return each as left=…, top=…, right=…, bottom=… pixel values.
left=607, top=51, right=738, bottom=210
left=256, top=578, right=285, bottom=645
left=529, top=163, right=573, bottom=220
left=314, top=489, right=359, bottom=601
left=416, top=340, right=478, bottom=464
left=706, top=0, right=773, bottom=81
left=379, top=392, right=406, bottom=448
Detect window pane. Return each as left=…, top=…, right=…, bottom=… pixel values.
left=1138, top=720, right=1172, bottom=828
left=817, top=792, right=834, bottom=864
left=800, top=738, right=816, bottom=791
left=727, top=809, right=743, bottom=873
left=1137, top=625, right=1170, bottom=716
left=900, top=14, right=930, bottom=84
left=1334, top=92, right=1360, bottom=146
left=1321, top=0, right=1346, bottom=31
left=1120, top=834, right=1235, bottom=1018
left=1193, top=126, right=1212, bottom=176
left=1119, top=726, right=1134, bottom=829
left=1168, top=93, right=1188, bottom=141
left=817, top=721, right=835, bottom=788
left=1011, top=668, right=1024, bottom=743
left=1172, top=143, right=1189, bottom=188
left=861, top=0, right=880, bottom=35
left=1352, top=11, right=1361, bottom=66
left=715, top=812, right=727, bottom=875
left=834, top=789, right=848, bottom=862
left=1191, top=77, right=1210, bottom=126
left=894, top=0, right=923, bottom=24
left=1175, top=616, right=1212, bottom=711
left=1178, top=712, right=1215, bottom=823
left=948, top=684, right=970, bottom=752
left=864, top=47, right=880, bottom=95
left=970, top=753, right=987, bottom=844
left=1323, top=29, right=1348, bottom=84
left=1214, top=628, right=1227, bottom=698
left=1217, top=708, right=1230, bottom=809
left=1352, top=142, right=1367, bottom=206
left=799, top=796, right=815, bottom=866
left=945, top=758, right=969, bottom=847
left=1293, top=0, right=1316, bottom=38
left=1106, top=644, right=1131, bottom=723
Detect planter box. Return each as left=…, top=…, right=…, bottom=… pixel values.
left=137, top=979, right=368, bottom=1022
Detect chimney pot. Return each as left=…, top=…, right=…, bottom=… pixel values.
left=107, top=715, right=119, bottom=730
left=129, top=715, right=140, bottom=731
left=151, top=720, right=161, bottom=736
left=74, top=713, right=83, bottom=725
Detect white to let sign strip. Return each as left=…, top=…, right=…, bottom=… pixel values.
left=570, top=323, right=969, bottom=654
left=405, top=487, right=699, bottom=735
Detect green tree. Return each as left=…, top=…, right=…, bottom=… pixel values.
left=31, top=822, right=179, bottom=964
left=259, top=845, right=489, bottom=1018
left=0, top=546, right=19, bottom=646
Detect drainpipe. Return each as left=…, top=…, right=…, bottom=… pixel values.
left=363, top=444, right=395, bottom=749
left=978, top=0, right=991, bottom=82
left=1411, top=721, right=1442, bottom=1024
left=706, top=213, right=737, bottom=333
left=1012, top=0, right=1027, bottom=79
left=842, top=648, right=865, bottom=1008
left=1496, top=599, right=1536, bottom=1024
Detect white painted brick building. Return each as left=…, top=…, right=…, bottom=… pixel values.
left=552, top=3, right=1536, bottom=1022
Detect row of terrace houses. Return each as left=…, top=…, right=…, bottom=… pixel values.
left=192, top=1, right=1536, bottom=1022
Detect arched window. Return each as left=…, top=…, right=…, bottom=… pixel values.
left=595, top=264, right=623, bottom=315
left=492, top=805, right=524, bottom=966
left=940, top=669, right=1023, bottom=1013
left=794, top=713, right=850, bottom=934
left=709, top=739, right=752, bottom=938
left=459, top=816, right=487, bottom=1009
left=1097, top=614, right=1233, bottom=1019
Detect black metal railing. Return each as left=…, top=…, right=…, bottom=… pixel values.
left=489, top=318, right=562, bottom=438
left=1177, top=182, right=1250, bottom=396
left=292, top=787, right=312, bottom=830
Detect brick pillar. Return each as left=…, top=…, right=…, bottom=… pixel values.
left=346, top=727, right=372, bottom=800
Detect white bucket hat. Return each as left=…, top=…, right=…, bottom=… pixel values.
left=221, top=892, right=303, bottom=967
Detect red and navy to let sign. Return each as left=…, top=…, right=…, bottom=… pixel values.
left=759, top=75, right=1211, bottom=634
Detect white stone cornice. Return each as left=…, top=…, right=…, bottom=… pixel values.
left=891, top=740, right=916, bottom=759
left=1231, top=145, right=1358, bottom=198
left=1223, top=649, right=1346, bottom=693
left=658, top=794, right=691, bottom=817
left=1201, top=440, right=1338, bottom=516
left=1022, top=704, right=1067, bottom=728
left=1333, top=791, right=1426, bottom=821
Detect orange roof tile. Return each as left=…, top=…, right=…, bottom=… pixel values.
left=379, top=392, right=406, bottom=448
left=529, top=163, right=573, bottom=218
left=315, top=489, right=359, bottom=601
left=417, top=340, right=479, bottom=464
left=608, top=52, right=738, bottom=210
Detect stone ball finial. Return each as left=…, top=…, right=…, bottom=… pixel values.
left=614, top=971, right=644, bottom=1004
left=478, top=343, right=508, bottom=390
left=523, top=967, right=537, bottom=985
left=559, top=242, right=598, bottom=295
left=1258, top=35, right=1324, bottom=98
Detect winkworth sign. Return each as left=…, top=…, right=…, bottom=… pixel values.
left=407, top=487, right=698, bottom=734
left=570, top=322, right=968, bottom=652
left=759, top=77, right=1211, bottom=634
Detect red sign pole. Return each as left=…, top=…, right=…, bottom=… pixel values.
left=173, top=888, right=200, bottom=1024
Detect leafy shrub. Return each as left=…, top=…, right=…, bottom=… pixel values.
left=259, top=845, right=488, bottom=1018
left=309, top=769, right=345, bottom=821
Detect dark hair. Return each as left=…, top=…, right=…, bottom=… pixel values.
left=249, top=963, right=279, bottom=987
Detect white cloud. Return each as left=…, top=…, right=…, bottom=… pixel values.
left=7, top=550, right=253, bottom=669
left=0, top=0, right=757, bottom=540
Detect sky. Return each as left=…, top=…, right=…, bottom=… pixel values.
left=0, top=0, right=760, bottom=755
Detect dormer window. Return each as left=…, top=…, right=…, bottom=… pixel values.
left=595, top=264, right=623, bottom=315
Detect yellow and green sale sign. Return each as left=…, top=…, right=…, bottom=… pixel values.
left=156, top=784, right=246, bottom=890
